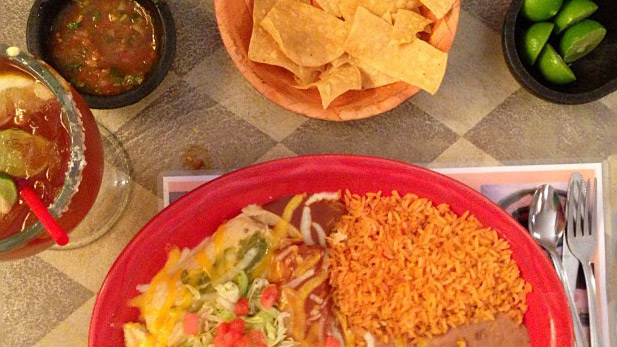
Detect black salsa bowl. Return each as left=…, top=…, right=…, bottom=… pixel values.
left=503, top=0, right=617, bottom=104
left=27, top=0, right=176, bottom=109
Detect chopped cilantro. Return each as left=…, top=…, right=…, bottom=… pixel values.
left=67, top=21, right=81, bottom=29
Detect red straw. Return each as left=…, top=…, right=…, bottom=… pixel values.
left=19, top=186, right=69, bottom=246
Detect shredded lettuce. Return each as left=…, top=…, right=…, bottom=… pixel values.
left=144, top=273, right=291, bottom=347
left=214, top=282, right=240, bottom=306
left=235, top=271, right=249, bottom=297
left=187, top=278, right=293, bottom=347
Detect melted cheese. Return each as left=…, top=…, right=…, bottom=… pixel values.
left=303, top=321, right=322, bottom=347
left=130, top=248, right=181, bottom=315
left=283, top=286, right=306, bottom=341
left=141, top=335, right=156, bottom=347
left=297, top=270, right=328, bottom=300
left=150, top=274, right=178, bottom=345
left=213, top=225, right=227, bottom=263
left=284, top=270, right=329, bottom=342
left=294, top=252, right=321, bottom=278
left=195, top=250, right=214, bottom=278
left=129, top=248, right=183, bottom=346
left=334, top=309, right=355, bottom=347
left=253, top=251, right=273, bottom=279
left=177, top=287, right=194, bottom=309
left=255, top=194, right=305, bottom=278
left=272, top=194, right=305, bottom=248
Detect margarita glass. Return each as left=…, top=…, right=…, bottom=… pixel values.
left=0, top=45, right=105, bottom=260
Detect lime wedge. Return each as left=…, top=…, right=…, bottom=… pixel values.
left=554, top=0, right=598, bottom=34
left=0, top=129, right=51, bottom=178
left=522, top=0, right=563, bottom=21
left=538, top=44, right=577, bottom=84
left=559, top=19, right=606, bottom=63
left=521, top=22, right=555, bottom=65
left=0, top=173, right=18, bottom=215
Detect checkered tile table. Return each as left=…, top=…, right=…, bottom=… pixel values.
left=1, top=0, right=617, bottom=345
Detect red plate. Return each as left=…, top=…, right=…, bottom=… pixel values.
left=89, top=155, right=573, bottom=346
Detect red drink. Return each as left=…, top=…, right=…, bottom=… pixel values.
left=0, top=52, right=104, bottom=260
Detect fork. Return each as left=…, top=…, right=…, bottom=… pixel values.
left=566, top=176, right=600, bottom=347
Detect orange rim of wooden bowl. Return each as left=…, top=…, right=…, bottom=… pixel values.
left=214, top=0, right=461, bottom=121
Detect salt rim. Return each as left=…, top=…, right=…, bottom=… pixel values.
left=5, top=46, right=20, bottom=57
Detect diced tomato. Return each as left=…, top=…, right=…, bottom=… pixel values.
left=237, top=336, right=249, bottom=347
left=215, top=328, right=246, bottom=347
left=260, top=285, right=279, bottom=309
left=224, top=330, right=244, bottom=344
left=216, top=322, right=231, bottom=336
left=213, top=319, right=254, bottom=347
left=235, top=297, right=250, bottom=316
left=246, top=329, right=267, bottom=347
left=213, top=332, right=227, bottom=347
left=324, top=336, right=341, bottom=347
left=182, top=312, right=200, bottom=335
left=229, top=318, right=246, bottom=333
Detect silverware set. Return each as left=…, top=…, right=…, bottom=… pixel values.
left=530, top=174, right=601, bottom=347
left=566, top=174, right=600, bottom=347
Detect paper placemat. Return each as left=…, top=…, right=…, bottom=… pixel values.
left=160, top=163, right=609, bottom=345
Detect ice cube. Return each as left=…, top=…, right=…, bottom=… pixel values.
left=0, top=73, right=55, bottom=126
left=0, top=129, right=51, bottom=178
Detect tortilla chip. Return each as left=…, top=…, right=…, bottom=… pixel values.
left=293, top=65, right=326, bottom=86
left=248, top=0, right=317, bottom=83
left=298, top=63, right=362, bottom=108
left=382, top=11, right=393, bottom=24
left=354, top=59, right=398, bottom=88
left=315, top=0, right=343, bottom=17
left=293, top=56, right=344, bottom=89
left=391, top=9, right=432, bottom=44
left=344, top=6, right=448, bottom=94
left=395, top=0, right=422, bottom=11
left=316, top=64, right=362, bottom=108
left=260, top=0, right=348, bottom=67
left=338, top=0, right=422, bottom=20
left=331, top=53, right=352, bottom=68
left=420, top=0, right=455, bottom=19
left=337, top=0, right=397, bottom=20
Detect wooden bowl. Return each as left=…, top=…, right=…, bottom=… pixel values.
left=214, top=0, right=461, bottom=121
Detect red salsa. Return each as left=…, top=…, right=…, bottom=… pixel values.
left=49, top=0, right=158, bottom=95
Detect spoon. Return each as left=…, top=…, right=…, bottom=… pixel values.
left=529, top=184, right=587, bottom=347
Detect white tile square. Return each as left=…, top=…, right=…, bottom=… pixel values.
left=184, top=49, right=308, bottom=142
left=428, top=137, right=502, bottom=168
left=412, top=10, right=520, bottom=136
